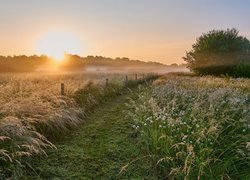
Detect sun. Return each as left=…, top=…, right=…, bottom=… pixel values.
left=36, top=30, right=82, bottom=61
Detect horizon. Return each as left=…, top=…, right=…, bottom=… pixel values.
left=0, top=0, right=250, bottom=64
left=0, top=53, right=179, bottom=66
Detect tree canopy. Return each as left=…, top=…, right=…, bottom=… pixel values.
left=183, top=28, right=250, bottom=76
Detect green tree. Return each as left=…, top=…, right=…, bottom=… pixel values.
left=183, top=28, right=250, bottom=76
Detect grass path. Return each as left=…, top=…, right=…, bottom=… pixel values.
left=27, top=88, right=150, bottom=179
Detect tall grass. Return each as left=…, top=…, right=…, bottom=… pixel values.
left=127, top=75, right=250, bottom=179
left=0, top=72, right=154, bottom=178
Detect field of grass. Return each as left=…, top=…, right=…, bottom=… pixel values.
left=0, top=72, right=249, bottom=179
left=127, top=74, right=250, bottom=179
left=23, top=85, right=154, bottom=179
left=0, top=72, right=154, bottom=178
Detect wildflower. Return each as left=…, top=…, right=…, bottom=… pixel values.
left=132, top=125, right=136, bottom=129
left=243, top=129, right=246, bottom=133
left=182, top=135, right=187, bottom=140
left=159, top=125, right=162, bottom=128
left=231, top=97, right=241, bottom=103
left=246, top=142, right=250, bottom=149
left=196, top=124, right=200, bottom=128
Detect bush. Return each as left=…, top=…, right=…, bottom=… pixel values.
left=74, top=81, right=123, bottom=113
left=183, top=28, right=250, bottom=76
left=233, top=63, right=250, bottom=78
left=74, top=75, right=159, bottom=113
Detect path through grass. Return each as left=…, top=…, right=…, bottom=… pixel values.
left=26, top=86, right=151, bottom=179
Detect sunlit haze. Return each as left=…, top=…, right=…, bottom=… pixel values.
left=36, top=30, right=82, bottom=60
left=0, top=0, right=250, bottom=64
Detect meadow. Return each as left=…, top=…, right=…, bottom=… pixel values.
left=0, top=72, right=152, bottom=177
left=0, top=72, right=249, bottom=179
left=127, top=74, right=250, bottom=179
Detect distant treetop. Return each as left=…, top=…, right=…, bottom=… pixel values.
left=0, top=54, right=167, bottom=72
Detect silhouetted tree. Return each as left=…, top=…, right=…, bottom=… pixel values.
left=0, top=54, right=167, bottom=73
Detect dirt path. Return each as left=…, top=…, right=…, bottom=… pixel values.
left=26, top=88, right=150, bottom=179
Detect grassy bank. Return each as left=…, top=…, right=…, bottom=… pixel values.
left=0, top=73, right=157, bottom=178
left=23, top=85, right=154, bottom=179
left=127, top=74, right=250, bottom=179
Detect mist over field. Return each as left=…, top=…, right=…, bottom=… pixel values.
left=0, top=54, right=188, bottom=74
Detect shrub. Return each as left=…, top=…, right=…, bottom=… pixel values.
left=233, top=63, right=250, bottom=78
left=74, top=81, right=123, bottom=113
left=183, top=28, right=250, bottom=76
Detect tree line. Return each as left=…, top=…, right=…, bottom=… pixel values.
left=0, top=55, right=167, bottom=72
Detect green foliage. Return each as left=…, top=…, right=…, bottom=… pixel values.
left=23, top=84, right=154, bottom=179
left=233, top=63, right=250, bottom=78
left=74, top=75, right=158, bottom=114
left=183, top=28, right=250, bottom=76
left=74, top=82, right=123, bottom=113
left=128, top=75, right=250, bottom=179
left=0, top=118, right=55, bottom=179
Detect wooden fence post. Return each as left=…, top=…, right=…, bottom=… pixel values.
left=61, top=83, right=65, bottom=96
left=135, top=74, right=137, bottom=80
left=106, top=78, right=109, bottom=86
left=125, top=75, right=128, bottom=85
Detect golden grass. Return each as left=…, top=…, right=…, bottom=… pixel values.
left=0, top=72, right=140, bottom=177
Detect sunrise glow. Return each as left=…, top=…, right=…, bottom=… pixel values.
left=0, top=1, right=249, bottom=64
left=36, top=30, right=82, bottom=61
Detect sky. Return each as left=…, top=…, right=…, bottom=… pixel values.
left=0, top=0, right=250, bottom=64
